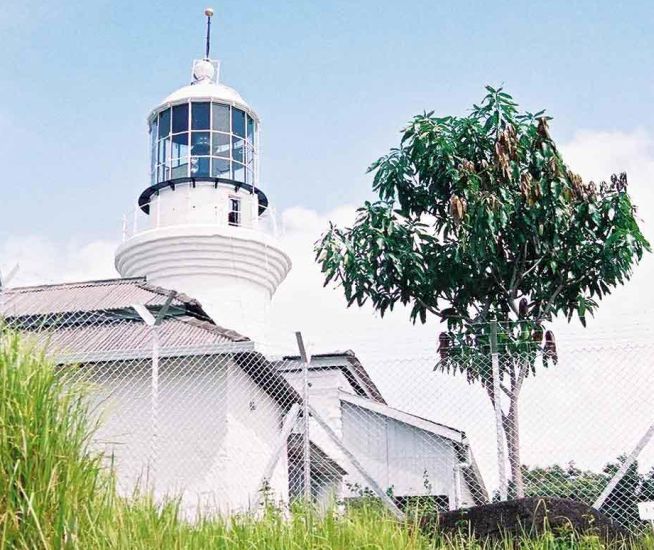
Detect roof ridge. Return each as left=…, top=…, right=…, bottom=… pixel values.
left=176, top=316, right=250, bottom=342
left=134, top=281, right=214, bottom=321
left=2, top=277, right=145, bottom=294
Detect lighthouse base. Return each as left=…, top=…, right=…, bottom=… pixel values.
left=115, top=224, right=291, bottom=342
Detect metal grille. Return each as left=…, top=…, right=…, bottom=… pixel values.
left=1, top=289, right=653, bottom=533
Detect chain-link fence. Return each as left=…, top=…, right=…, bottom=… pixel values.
left=1, top=278, right=653, bottom=533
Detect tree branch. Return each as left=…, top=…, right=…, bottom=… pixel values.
left=536, top=282, right=565, bottom=323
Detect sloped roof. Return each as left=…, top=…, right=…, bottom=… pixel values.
left=22, top=316, right=246, bottom=360
left=0, top=278, right=301, bottom=409
left=0, top=277, right=211, bottom=320
left=279, top=350, right=386, bottom=405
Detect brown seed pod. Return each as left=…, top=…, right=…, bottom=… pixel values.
left=450, top=196, right=465, bottom=224
left=519, top=298, right=529, bottom=318
left=520, top=173, right=532, bottom=201
left=537, top=117, right=551, bottom=141
left=543, top=330, right=558, bottom=364
left=532, top=325, right=544, bottom=343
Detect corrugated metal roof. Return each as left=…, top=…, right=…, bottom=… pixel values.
left=20, top=315, right=244, bottom=358
left=0, top=277, right=208, bottom=319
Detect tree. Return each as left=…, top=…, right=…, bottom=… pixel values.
left=315, top=87, right=649, bottom=497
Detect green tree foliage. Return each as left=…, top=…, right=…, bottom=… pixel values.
left=315, top=87, right=649, bottom=497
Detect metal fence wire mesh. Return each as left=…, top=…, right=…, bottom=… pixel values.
left=1, top=282, right=653, bottom=533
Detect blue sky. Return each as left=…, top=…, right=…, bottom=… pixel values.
left=1, top=1, right=654, bottom=483
left=0, top=0, right=652, bottom=243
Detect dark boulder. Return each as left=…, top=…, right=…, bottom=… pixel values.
left=421, top=497, right=630, bottom=542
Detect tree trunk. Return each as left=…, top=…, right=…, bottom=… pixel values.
left=503, top=398, right=524, bottom=498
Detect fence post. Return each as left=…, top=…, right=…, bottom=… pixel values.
left=150, top=325, right=160, bottom=491
left=490, top=321, right=508, bottom=501
left=593, top=422, right=654, bottom=510
left=295, top=332, right=312, bottom=503
left=132, top=294, right=176, bottom=495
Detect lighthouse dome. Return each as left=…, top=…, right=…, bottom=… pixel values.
left=151, top=80, right=257, bottom=123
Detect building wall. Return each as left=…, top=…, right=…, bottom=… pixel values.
left=84, top=354, right=287, bottom=514
left=149, top=184, right=259, bottom=231
left=282, top=367, right=475, bottom=507
left=340, top=401, right=459, bottom=501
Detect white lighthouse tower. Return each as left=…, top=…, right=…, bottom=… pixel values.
left=115, top=10, right=291, bottom=341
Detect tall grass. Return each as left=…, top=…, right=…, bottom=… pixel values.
left=1, top=327, right=652, bottom=549
left=0, top=330, right=112, bottom=548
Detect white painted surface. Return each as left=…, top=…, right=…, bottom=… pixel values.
left=87, top=356, right=288, bottom=514
left=115, top=219, right=291, bottom=342
left=152, top=80, right=256, bottom=122
left=148, top=184, right=259, bottom=231
left=638, top=501, right=654, bottom=521
left=341, top=401, right=459, bottom=499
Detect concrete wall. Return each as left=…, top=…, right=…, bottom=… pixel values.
left=341, top=401, right=459, bottom=500
left=85, top=354, right=288, bottom=514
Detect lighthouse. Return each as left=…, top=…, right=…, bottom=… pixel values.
left=115, top=10, right=291, bottom=341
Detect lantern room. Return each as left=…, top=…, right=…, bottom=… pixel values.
left=137, top=58, right=267, bottom=219
left=149, top=83, right=257, bottom=186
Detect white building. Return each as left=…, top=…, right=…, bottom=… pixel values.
left=0, top=12, right=487, bottom=515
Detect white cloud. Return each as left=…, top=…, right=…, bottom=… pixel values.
left=0, top=236, right=118, bottom=287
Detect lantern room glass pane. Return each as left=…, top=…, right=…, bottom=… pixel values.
left=232, top=108, right=245, bottom=137
left=190, top=156, right=210, bottom=177
left=211, top=132, right=230, bottom=157
left=191, top=132, right=210, bottom=156
left=233, top=162, right=245, bottom=183
left=171, top=133, right=189, bottom=160
left=158, top=164, right=169, bottom=182
left=150, top=119, right=158, bottom=144
left=172, top=104, right=189, bottom=134
left=158, top=109, right=171, bottom=138
left=191, top=102, right=210, bottom=130
left=246, top=115, right=254, bottom=143
left=245, top=143, right=254, bottom=167
left=171, top=163, right=188, bottom=179
left=158, top=137, right=170, bottom=165
left=232, top=137, right=244, bottom=164
left=212, top=104, right=230, bottom=132
left=212, top=158, right=230, bottom=178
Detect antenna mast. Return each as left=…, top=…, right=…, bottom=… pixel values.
left=204, top=8, right=214, bottom=59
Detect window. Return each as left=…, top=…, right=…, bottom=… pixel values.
left=150, top=102, right=257, bottom=185
left=232, top=136, right=244, bottom=164
left=228, top=197, right=241, bottom=226
left=246, top=115, right=255, bottom=144
left=191, top=132, right=210, bottom=156
left=212, top=104, right=230, bottom=132
left=172, top=104, right=189, bottom=134
left=190, top=156, right=210, bottom=177
left=233, top=162, right=245, bottom=183
left=232, top=108, right=245, bottom=137
left=158, top=109, right=171, bottom=138
left=191, top=102, right=210, bottom=130
left=212, top=158, right=230, bottom=178
left=211, top=132, right=230, bottom=157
